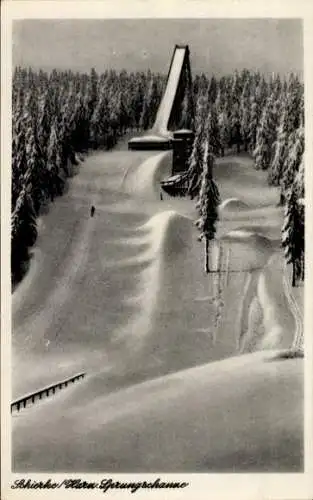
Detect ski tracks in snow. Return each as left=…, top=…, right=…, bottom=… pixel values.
left=282, top=264, right=304, bottom=352
left=14, top=209, right=98, bottom=350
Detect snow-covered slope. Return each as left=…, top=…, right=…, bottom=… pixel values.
left=13, top=351, right=303, bottom=472
left=12, top=150, right=303, bottom=473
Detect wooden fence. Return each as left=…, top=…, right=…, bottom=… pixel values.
left=11, top=372, right=86, bottom=413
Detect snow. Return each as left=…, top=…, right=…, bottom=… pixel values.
left=257, top=253, right=295, bottom=349
left=12, top=148, right=303, bottom=472
left=223, top=229, right=256, bottom=238
left=220, top=229, right=277, bottom=256
left=12, top=248, right=42, bottom=313
left=122, top=150, right=171, bottom=199
left=219, top=197, right=250, bottom=211
left=162, top=173, right=185, bottom=183
left=13, top=351, right=303, bottom=472
left=175, top=128, right=193, bottom=134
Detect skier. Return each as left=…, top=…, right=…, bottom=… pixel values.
left=90, top=205, right=95, bottom=217
left=160, top=191, right=163, bottom=201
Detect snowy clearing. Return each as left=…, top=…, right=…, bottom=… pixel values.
left=12, top=147, right=303, bottom=472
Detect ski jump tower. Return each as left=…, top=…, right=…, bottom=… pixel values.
left=128, top=44, right=194, bottom=150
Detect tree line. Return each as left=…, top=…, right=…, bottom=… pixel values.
left=186, top=70, right=304, bottom=286
left=12, top=67, right=304, bottom=287
left=11, top=67, right=166, bottom=285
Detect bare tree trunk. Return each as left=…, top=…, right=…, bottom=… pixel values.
left=205, top=237, right=210, bottom=274
left=217, top=241, right=222, bottom=272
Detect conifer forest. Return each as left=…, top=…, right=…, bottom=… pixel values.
left=12, top=67, right=304, bottom=288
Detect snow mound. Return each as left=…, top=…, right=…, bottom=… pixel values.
left=12, top=351, right=303, bottom=472
left=230, top=224, right=281, bottom=242
left=143, top=209, right=193, bottom=257
left=134, top=210, right=214, bottom=372
left=113, top=210, right=192, bottom=334
left=112, top=210, right=205, bottom=376
left=219, top=229, right=278, bottom=272
left=123, top=151, right=172, bottom=199
left=221, top=229, right=275, bottom=251
left=219, top=197, right=250, bottom=211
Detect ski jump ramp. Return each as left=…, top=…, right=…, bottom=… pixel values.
left=152, top=46, right=187, bottom=136
left=128, top=45, right=192, bottom=150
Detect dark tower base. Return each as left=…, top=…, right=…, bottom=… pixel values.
left=128, top=136, right=172, bottom=151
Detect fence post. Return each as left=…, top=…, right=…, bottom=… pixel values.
left=225, top=247, right=231, bottom=287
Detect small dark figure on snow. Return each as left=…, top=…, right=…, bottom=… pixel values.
left=90, top=205, right=95, bottom=217
left=160, top=191, right=163, bottom=201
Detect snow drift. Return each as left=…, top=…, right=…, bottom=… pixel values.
left=219, top=197, right=251, bottom=212
left=221, top=229, right=275, bottom=249
left=111, top=210, right=211, bottom=376
left=220, top=229, right=277, bottom=271
left=13, top=351, right=303, bottom=472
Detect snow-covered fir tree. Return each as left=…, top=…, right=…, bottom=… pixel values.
left=253, top=95, right=280, bottom=170
left=11, top=187, right=38, bottom=285
left=280, top=126, right=304, bottom=203
left=146, top=77, right=162, bottom=129
left=229, top=102, right=242, bottom=153
left=24, top=115, right=47, bottom=214
left=240, top=78, right=252, bottom=152
left=37, top=89, right=52, bottom=161
left=89, top=85, right=109, bottom=148
left=294, top=156, right=304, bottom=201
left=186, top=96, right=208, bottom=199
left=204, top=106, right=221, bottom=156
left=230, top=70, right=242, bottom=107
left=285, top=73, right=303, bottom=134
left=208, top=75, right=218, bottom=104
left=282, top=187, right=304, bottom=287
left=12, top=116, right=27, bottom=208
left=46, top=119, right=65, bottom=200
left=294, top=157, right=305, bottom=280
left=139, top=78, right=152, bottom=131
left=248, top=96, right=261, bottom=153
left=217, top=107, right=230, bottom=157
left=179, top=85, right=194, bottom=130
left=255, top=75, right=268, bottom=109
left=130, top=77, right=145, bottom=130
left=195, top=142, right=220, bottom=273
left=187, top=130, right=205, bottom=200
left=214, top=85, right=226, bottom=115
left=267, top=108, right=288, bottom=187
